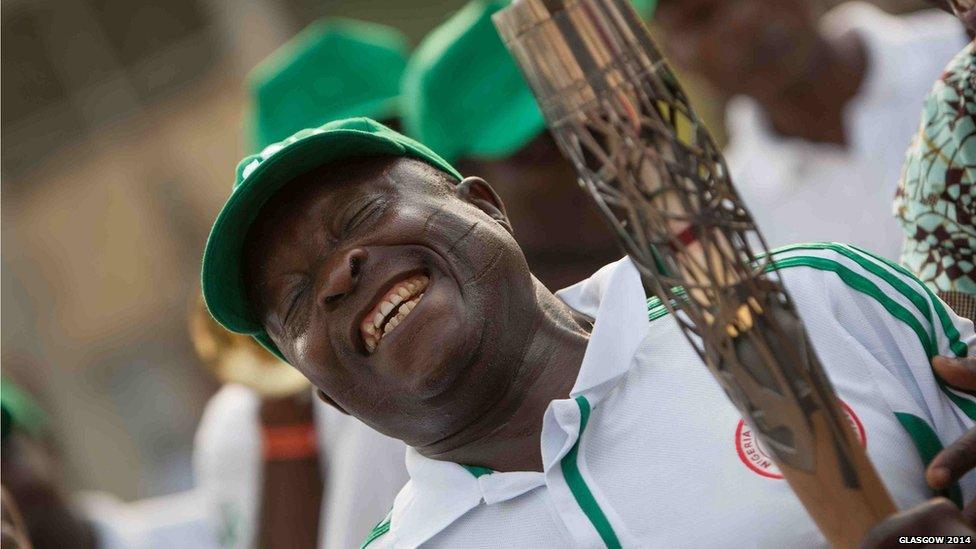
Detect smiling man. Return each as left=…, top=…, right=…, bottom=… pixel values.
left=202, top=117, right=976, bottom=547
left=194, top=18, right=411, bottom=549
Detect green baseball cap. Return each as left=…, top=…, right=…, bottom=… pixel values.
left=247, top=18, right=409, bottom=152
left=402, top=0, right=658, bottom=162
left=202, top=117, right=462, bottom=360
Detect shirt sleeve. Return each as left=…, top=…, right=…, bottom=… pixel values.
left=773, top=243, right=975, bottom=417
left=768, top=242, right=976, bottom=503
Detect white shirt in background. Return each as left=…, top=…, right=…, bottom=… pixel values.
left=77, top=489, right=216, bottom=549
left=192, top=384, right=408, bottom=549
left=725, top=3, right=966, bottom=260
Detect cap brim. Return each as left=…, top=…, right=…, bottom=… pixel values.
left=202, top=130, right=403, bottom=338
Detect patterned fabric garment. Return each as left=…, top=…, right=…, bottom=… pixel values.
left=894, top=41, right=976, bottom=294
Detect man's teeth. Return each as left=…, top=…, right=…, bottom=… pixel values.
left=362, top=275, right=429, bottom=353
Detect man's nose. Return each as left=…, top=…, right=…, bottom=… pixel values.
left=316, top=247, right=367, bottom=306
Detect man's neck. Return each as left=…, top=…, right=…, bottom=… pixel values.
left=757, top=31, right=866, bottom=146
left=417, top=280, right=589, bottom=473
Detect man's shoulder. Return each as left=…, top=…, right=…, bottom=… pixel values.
left=762, top=243, right=971, bottom=363
left=760, top=242, right=941, bottom=323
left=643, top=242, right=936, bottom=328
left=764, top=242, right=928, bottom=299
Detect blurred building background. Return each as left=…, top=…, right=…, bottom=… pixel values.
left=1, top=0, right=931, bottom=501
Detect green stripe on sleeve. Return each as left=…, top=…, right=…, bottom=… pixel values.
left=561, top=396, right=622, bottom=549
left=772, top=256, right=976, bottom=421
left=771, top=243, right=934, bottom=334
left=768, top=245, right=975, bottom=419
left=646, top=288, right=687, bottom=322
left=647, top=300, right=670, bottom=322
left=769, top=256, right=937, bottom=358
left=893, top=412, right=964, bottom=508
left=842, top=245, right=976, bottom=419
left=641, top=248, right=976, bottom=421
left=941, top=387, right=976, bottom=421
left=847, top=244, right=969, bottom=358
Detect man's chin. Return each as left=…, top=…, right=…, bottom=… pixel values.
left=369, top=293, right=473, bottom=398
left=396, top=334, right=471, bottom=401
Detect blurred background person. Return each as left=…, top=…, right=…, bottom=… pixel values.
left=2, top=378, right=214, bottom=549
left=190, top=298, right=321, bottom=549
left=0, top=379, right=96, bottom=548
left=192, top=18, right=411, bottom=549
left=656, top=0, right=967, bottom=259
left=402, top=0, right=658, bottom=290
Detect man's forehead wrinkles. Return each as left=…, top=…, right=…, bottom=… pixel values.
left=389, top=157, right=453, bottom=192
left=382, top=170, right=398, bottom=185
left=369, top=159, right=403, bottom=189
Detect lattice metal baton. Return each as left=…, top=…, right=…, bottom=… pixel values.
left=493, top=0, right=896, bottom=545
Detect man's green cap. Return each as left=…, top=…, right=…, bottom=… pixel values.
left=247, top=18, right=409, bottom=152
left=202, top=117, right=461, bottom=361
left=402, top=0, right=657, bottom=162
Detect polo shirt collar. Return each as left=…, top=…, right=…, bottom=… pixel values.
left=387, top=449, right=482, bottom=547
left=555, top=256, right=650, bottom=403
left=388, top=257, right=648, bottom=545
left=390, top=448, right=547, bottom=546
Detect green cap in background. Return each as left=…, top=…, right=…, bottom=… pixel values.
left=202, top=117, right=461, bottom=361
left=401, top=0, right=657, bottom=163
left=247, top=18, right=410, bottom=152
left=1, top=379, right=47, bottom=441
left=631, top=0, right=658, bottom=17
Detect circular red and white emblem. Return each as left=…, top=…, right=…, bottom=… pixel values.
left=734, top=401, right=866, bottom=479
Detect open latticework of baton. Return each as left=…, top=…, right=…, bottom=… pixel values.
left=493, top=0, right=896, bottom=545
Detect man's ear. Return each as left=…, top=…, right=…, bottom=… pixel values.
left=315, top=389, right=350, bottom=415
left=456, top=176, right=514, bottom=235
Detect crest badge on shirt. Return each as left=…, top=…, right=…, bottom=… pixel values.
left=735, top=401, right=866, bottom=479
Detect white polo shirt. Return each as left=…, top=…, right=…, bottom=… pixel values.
left=365, top=243, right=976, bottom=548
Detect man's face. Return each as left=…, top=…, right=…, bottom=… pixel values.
left=656, top=0, right=823, bottom=100
left=243, top=157, right=539, bottom=447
